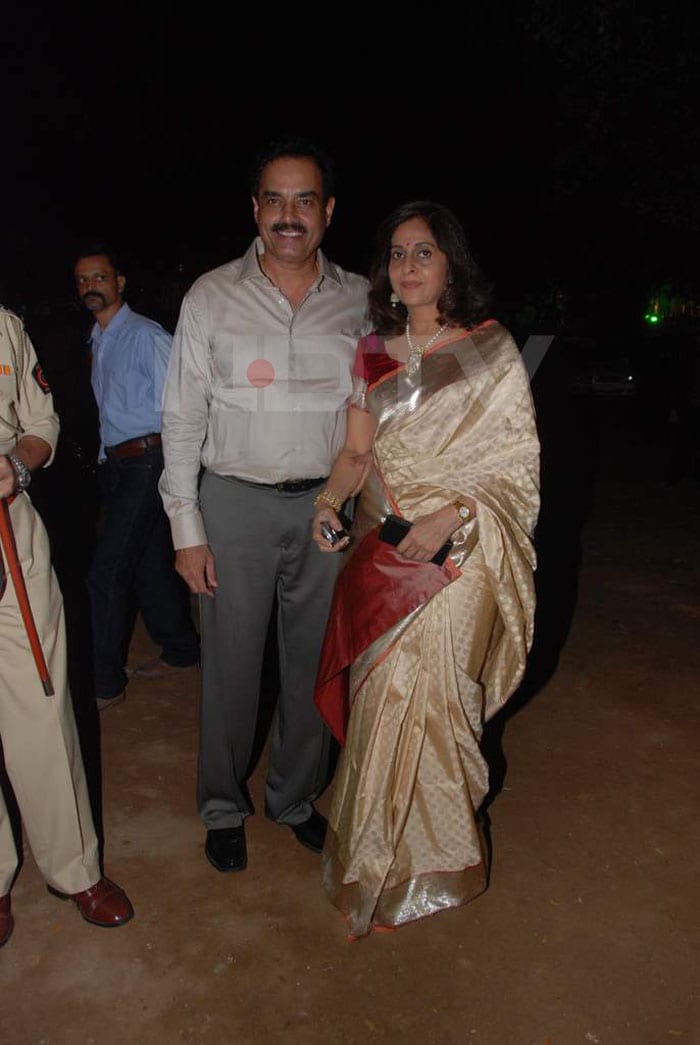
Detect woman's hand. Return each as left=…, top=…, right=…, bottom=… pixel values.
left=395, top=506, right=463, bottom=563
left=312, top=507, right=351, bottom=553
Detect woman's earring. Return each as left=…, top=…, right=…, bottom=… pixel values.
left=390, top=292, right=400, bottom=308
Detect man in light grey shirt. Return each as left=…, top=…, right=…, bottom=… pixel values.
left=160, top=136, right=369, bottom=873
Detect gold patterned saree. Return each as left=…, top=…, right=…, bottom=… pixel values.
left=314, top=320, right=540, bottom=938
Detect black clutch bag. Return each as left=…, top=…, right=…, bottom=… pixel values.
left=378, top=514, right=453, bottom=566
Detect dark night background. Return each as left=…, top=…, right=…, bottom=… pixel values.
left=3, top=5, right=698, bottom=337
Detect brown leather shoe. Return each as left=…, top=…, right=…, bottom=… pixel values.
left=0, top=894, right=13, bottom=947
left=47, top=877, right=134, bottom=927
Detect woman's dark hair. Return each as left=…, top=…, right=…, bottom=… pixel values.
left=368, top=200, right=493, bottom=336
left=249, top=135, right=336, bottom=203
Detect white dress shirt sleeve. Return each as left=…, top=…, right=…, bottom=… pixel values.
left=151, top=325, right=173, bottom=411
left=159, top=293, right=212, bottom=549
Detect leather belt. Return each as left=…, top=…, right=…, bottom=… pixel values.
left=105, top=433, right=162, bottom=459
left=237, top=476, right=326, bottom=494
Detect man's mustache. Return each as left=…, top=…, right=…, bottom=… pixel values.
left=81, top=292, right=106, bottom=306
left=271, top=222, right=306, bottom=235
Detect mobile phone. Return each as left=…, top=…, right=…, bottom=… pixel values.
left=378, top=514, right=453, bottom=566
left=320, top=520, right=348, bottom=546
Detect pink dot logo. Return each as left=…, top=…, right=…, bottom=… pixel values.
left=246, top=359, right=275, bottom=388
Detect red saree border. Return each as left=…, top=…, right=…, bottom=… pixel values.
left=364, top=319, right=497, bottom=395
left=314, top=529, right=460, bottom=744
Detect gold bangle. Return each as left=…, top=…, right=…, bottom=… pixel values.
left=313, top=489, right=343, bottom=511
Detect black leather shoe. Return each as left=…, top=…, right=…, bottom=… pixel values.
left=290, top=809, right=327, bottom=854
left=205, top=826, right=247, bottom=872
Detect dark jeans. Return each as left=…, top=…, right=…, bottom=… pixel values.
left=88, top=447, right=199, bottom=700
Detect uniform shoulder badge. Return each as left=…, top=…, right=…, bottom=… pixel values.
left=32, top=361, right=51, bottom=394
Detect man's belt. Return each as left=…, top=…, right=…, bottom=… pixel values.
left=105, top=433, right=162, bottom=459
left=235, top=475, right=326, bottom=494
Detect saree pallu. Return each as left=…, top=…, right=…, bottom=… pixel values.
left=315, top=321, right=540, bottom=938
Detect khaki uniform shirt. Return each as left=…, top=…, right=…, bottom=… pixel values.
left=0, top=306, right=59, bottom=459
left=0, top=305, right=60, bottom=592
left=160, top=239, right=370, bottom=549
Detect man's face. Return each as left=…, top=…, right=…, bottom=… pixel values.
left=74, top=255, right=125, bottom=314
left=252, top=156, right=335, bottom=266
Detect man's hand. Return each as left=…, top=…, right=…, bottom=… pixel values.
left=0, top=455, right=17, bottom=500
left=175, top=544, right=218, bottom=597
left=0, top=438, right=51, bottom=500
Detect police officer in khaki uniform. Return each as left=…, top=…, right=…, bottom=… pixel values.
left=0, top=305, right=133, bottom=948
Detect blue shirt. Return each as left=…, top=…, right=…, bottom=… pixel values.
left=90, top=303, right=172, bottom=460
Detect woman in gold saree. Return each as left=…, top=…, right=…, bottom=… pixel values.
left=311, top=201, right=540, bottom=939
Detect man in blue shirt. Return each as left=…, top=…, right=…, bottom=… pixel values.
left=75, top=247, right=200, bottom=711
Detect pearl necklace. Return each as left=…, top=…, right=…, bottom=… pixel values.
left=405, top=320, right=449, bottom=376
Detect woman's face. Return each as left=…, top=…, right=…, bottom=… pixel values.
left=388, top=217, right=449, bottom=311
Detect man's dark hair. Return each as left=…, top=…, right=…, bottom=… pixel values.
left=73, top=244, right=125, bottom=275
left=368, top=200, right=493, bottom=336
left=249, top=136, right=336, bottom=203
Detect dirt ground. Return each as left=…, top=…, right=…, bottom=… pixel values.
left=1, top=400, right=698, bottom=1045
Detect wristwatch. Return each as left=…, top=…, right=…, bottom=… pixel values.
left=8, top=454, right=31, bottom=491
left=453, top=499, right=470, bottom=522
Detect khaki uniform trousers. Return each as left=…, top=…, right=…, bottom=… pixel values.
left=0, top=493, right=100, bottom=895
